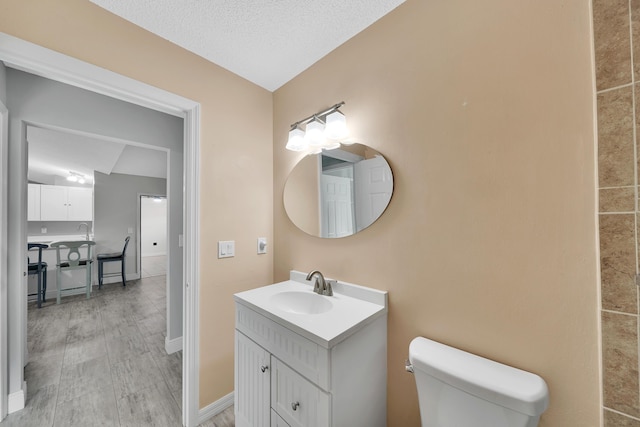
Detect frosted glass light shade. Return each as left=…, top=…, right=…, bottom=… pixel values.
left=324, top=110, right=348, bottom=139
left=305, top=118, right=326, bottom=146
left=286, top=127, right=306, bottom=151
left=67, top=174, right=78, bottom=182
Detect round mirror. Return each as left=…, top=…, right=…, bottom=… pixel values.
left=284, top=144, right=393, bottom=238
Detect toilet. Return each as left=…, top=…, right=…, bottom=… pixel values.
left=409, top=337, right=549, bottom=427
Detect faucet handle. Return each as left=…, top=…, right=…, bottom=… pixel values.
left=323, top=280, right=336, bottom=296
left=312, top=277, right=322, bottom=294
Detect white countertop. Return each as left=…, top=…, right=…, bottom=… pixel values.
left=28, top=234, right=93, bottom=245
left=234, top=271, right=388, bottom=348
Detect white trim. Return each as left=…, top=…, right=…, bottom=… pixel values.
left=0, top=33, right=201, bottom=426
left=7, top=382, right=25, bottom=414
left=165, top=335, right=183, bottom=354
left=183, top=104, right=201, bottom=427
left=0, top=35, right=192, bottom=117
left=198, top=392, right=234, bottom=425
left=141, top=251, right=167, bottom=257
left=0, top=100, right=8, bottom=421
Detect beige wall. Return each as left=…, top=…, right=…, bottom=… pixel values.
left=0, top=0, right=273, bottom=408
left=274, top=1, right=600, bottom=425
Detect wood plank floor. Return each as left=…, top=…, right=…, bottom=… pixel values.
left=0, top=275, right=234, bottom=427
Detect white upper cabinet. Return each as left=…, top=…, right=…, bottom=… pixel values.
left=39, top=185, right=93, bottom=221
left=27, top=183, right=41, bottom=221
left=66, top=187, right=93, bottom=221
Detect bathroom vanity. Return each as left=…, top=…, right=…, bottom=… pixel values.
left=234, top=271, right=388, bottom=427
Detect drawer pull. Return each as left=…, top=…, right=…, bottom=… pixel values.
left=291, top=401, right=300, bottom=411
left=260, top=365, right=269, bottom=373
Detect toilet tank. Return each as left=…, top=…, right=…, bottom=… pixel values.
left=409, top=337, right=549, bottom=427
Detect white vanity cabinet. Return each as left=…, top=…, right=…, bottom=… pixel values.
left=234, top=272, right=388, bottom=427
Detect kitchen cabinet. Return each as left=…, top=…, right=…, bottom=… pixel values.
left=28, top=184, right=41, bottom=221
left=40, top=185, right=93, bottom=221
left=234, top=273, right=387, bottom=427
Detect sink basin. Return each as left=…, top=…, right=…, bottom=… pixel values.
left=270, top=291, right=333, bottom=315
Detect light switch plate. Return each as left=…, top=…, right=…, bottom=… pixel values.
left=218, top=240, right=235, bottom=258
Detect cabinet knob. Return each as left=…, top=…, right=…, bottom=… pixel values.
left=260, top=365, right=268, bottom=373
left=291, top=401, right=300, bottom=411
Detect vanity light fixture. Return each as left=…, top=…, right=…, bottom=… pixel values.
left=286, top=101, right=349, bottom=153
left=66, top=171, right=86, bottom=184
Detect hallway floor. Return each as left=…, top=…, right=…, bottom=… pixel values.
left=141, top=255, right=167, bottom=278
left=0, top=275, right=234, bottom=427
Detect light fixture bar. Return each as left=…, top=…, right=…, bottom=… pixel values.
left=289, top=101, right=345, bottom=130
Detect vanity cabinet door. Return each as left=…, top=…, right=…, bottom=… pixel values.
left=271, top=410, right=291, bottom=427
left=271, top=357, right=330, bottom=427
left=235, top=331, right=270, bottom=427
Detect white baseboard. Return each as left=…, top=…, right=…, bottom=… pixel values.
left=165, top=335, right=182, bottom=354
left=198, top=392, right=233, bottom=425
left=142, top=252, right=166, bottom=257
left=7, top=382, right=26, bottom=414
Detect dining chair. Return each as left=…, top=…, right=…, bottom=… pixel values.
left=27, top=243, right=48, bottom=308
left=97, top=236, right=130, bottom=288
left=50, top=240, right=96, bottom=304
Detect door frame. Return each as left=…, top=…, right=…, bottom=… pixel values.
left=0, top=33, right=202, bottom=426
left=0, top=98, right=8, bottom=421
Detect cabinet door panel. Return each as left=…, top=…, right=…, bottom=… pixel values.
left=27, top=184, right=41, bottom=221
left=235, top=331, right=270, bottom=427
left=272, top=409, right=291, bottom=426
left=271, top=357, right=330, bottom=427
left=67, top=187, right=92, bottom=221
left=40, top=185, right=68, bottom=220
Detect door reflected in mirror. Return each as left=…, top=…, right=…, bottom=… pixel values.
left=284, top=144, right=393, bottom=238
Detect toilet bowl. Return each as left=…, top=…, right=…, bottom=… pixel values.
left=409, top=337, right=549, bottom=427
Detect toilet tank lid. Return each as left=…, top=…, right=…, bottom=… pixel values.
left=409, top=337, right=549, bottom=417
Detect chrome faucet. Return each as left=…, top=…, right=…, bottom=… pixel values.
left=306, top=270, right=334, bottom=296
left=78, top=222, right=90, bottom=240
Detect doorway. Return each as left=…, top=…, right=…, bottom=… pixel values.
left=0, top=34, right=202, bottom=427
left=139, top=195, right=167, bottom=279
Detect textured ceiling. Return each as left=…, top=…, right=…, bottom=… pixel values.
left=89, top=0, right=406, bottom=91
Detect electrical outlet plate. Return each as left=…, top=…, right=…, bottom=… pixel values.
left=257, top=237, right=267, bottom=254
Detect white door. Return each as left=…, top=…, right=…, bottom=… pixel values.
left=67, top=187, right=92, bottom=221
left=40, top=185, right=68, bottom=220
left=235, top=331, right=270, bottom=427
left=354, top=156, right=393, bottom=232
left=320, top=174, right=354, bottom=238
